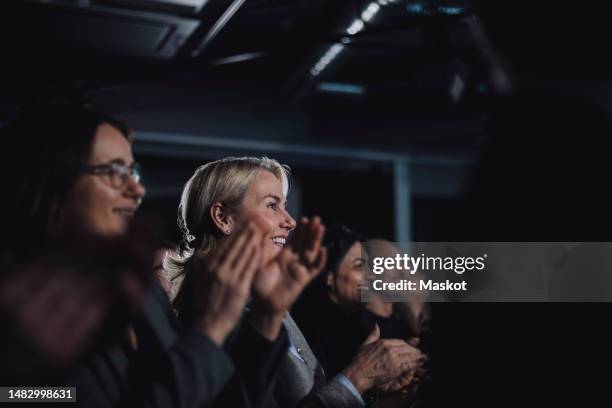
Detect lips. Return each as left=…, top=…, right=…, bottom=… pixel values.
left=113, top=208, right=137, bottom=218
left=271, top=236, right=287, bottom=247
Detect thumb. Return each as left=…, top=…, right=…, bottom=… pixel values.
left=407, top=337, right=420, bottom=347
left=364, top=324, right=380, bottom=345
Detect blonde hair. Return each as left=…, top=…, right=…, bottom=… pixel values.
left=165, top=156, right=290, bottom=279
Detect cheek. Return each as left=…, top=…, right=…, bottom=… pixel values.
left=240, top=208, right=276, bottom=235
left=82, top=185, right=125, bottom=235
left=336, top=273, right=353, bottom=292
left=350, top=270, right=363, bottom=285
left=340, top=271, right=363, bottom=296
left=259, top=212, right=277, bottom=236
left=90, top=189, right=115, bottom=213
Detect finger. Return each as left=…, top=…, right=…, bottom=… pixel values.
left=238, top=243, right=260, bottom=292
left=383, top=339, right=424, bottom=356
left=16, top=273, right=76, bottom=337
left=392, top=346, right=425, bottom=364
left=304, top=218, right=324, bottom=264
left=48, top=275, right=100, bottom=329
left=309, top=247, right=327, bottom=279
left=415, top=367, right=428, bottom=377
left=375, top=381, right=393, bottom=393
left=60, top=288, right=110, bottom=351
left=231, top=228, right=260, bottom=275
left=407, top=337, right=420, bottom=347
left=364, top=323, right=380, bottom=344
left=209, top=222, right=248, bottom=268
left=288, top=217, right=308, bottom=252
left=287, top=260, right=309, bottom=286
left=392, top=346, right=422, bottom=361
left=312, top=216, right=324, bottom=244
left=387, top=370, right=415, bottom=392
left=379, top=338, right=414, bottom=348
left=0, top=266, right=46, bottom=308
left=223, top=224, right=256, bottom=274
left=394, top=347, right=425, bottom=363
left=394, top=358, right=421, bottom=377
left=389, top=373, right=415, bottom=392
left=225, top=222, right=253, bottom=262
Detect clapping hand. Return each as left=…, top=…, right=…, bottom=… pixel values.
left=178, top=220, right=263, bottom=346
left=250, top=216, right=327, bottom=339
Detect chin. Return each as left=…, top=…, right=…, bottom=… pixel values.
left=264, top=243, right=283, bottom=262
left=98, top=221, right=129, bottom=238
left=114, top=216, right=133, bottom=233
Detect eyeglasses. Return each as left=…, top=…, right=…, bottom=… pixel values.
left=82, top=161, right=142, bottom=189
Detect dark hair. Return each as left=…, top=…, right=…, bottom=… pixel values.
left=292, top=225, right=365, bottom=319
left=323, top=225, right=365, bottom=284
left=0, top=106, right=130, bottom=260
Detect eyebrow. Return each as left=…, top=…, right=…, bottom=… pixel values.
left=262, top=194, right=284, bottom=204
left=110, top=158, right=127, bottom=165
left=96, top=158, right=134, bottom=166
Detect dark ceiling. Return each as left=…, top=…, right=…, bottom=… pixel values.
left=1, top=0, right=485, bottom=158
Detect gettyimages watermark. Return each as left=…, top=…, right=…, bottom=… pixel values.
left=360, top=242, right=612, bottom=302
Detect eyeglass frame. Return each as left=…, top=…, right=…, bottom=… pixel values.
left=81, top=160, right=143, bottom=189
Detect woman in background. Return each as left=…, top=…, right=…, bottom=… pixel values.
left=293, top=227, right=430, bottom=398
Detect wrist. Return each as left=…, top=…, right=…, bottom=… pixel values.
left=198, top=321, right=229, bottom=347
left=342, top=365, right=370, bottom=394
left=248, top=309, right=284, bottom=341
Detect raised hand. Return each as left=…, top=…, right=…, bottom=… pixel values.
left=0, top=265, right=112, bottom=367
left=250, top=216, right=326, bottom=339
left=0, top=222, right=157, bottom=367
left=288, top=216, right=326, bottom=268
left=181, top=221, right=263, bottom=346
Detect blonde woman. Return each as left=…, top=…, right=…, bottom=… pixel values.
left=171, top=157, right=425, bottom=408
left=169, top=157, right=325, bottom=342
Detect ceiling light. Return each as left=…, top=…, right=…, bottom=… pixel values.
left=347, top=19, right=365, bottom=35
left=317, top=82, right=366, bottom=95
left=362, top=3, right=381, bottom=22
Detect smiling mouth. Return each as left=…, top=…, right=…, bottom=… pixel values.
left=113, top=209, right=137, bottom=218
left=271, top=236, right=286, bottom=247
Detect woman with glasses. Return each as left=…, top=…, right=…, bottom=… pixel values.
left=1, top=106, right=146, bottom=385
left=1, top=107, right=270, bottom=407
left=3, top=108, right=143, bottom=254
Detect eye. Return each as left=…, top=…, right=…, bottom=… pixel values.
left=267, top=201, right=279, bottom=211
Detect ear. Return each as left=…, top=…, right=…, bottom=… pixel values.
left=210, top=202, right=235, bottom=235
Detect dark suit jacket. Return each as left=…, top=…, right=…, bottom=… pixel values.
left=67, top=281, right=287, bottom=408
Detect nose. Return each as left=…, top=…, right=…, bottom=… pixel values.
left=281, top=208, right=297, bottom=232
left=124, top=176, right=146, bottom=204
